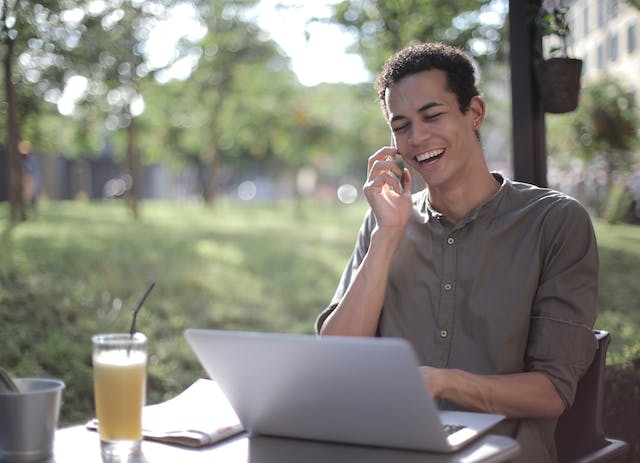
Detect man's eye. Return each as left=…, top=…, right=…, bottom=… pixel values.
left=424, top=112, right=443, bottom=120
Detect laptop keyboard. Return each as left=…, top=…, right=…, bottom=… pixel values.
left=443, top=424, right=466, bottom=436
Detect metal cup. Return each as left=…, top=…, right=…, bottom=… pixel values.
left=0, top=378, right=65, bottom=463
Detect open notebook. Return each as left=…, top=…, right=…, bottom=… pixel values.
left=86, top=378, right=243, bottom=447
left=185, top=329, right=505, bottom=453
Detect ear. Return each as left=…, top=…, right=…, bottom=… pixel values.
left=468, top=95, right=486, bottom=130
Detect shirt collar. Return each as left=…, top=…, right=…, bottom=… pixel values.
left=421, top=172, right=507, bottom=228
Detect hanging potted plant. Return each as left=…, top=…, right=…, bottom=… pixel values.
left=534, top=5, right=583, bottom=113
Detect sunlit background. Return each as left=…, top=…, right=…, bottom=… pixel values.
left=2, top=3, right=640, bottom=455
left=2, top=0, right=639, bottom=214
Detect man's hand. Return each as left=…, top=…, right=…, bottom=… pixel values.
left=319, top=147, right=412, bottom=338
left=364, top=147, right=413, bottom=235
left=420, top=366, right=447, bottom=396
left=419, top=366, right=566, bottom=420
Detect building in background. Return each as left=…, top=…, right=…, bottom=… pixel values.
left=567, top=0, right=639, bottom=96
left=545, top=0, right=640, bottom=222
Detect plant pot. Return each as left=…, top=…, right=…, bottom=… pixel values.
left=535, top=57, right=583, bottom=113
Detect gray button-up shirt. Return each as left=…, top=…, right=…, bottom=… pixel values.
left=316, top=174, right=598, bottom=462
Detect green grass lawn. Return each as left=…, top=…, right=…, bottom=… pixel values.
left=0, top=199, right=369, bottom=425
left=592, top=221, right=640, bottom=364
left=1, top=199, right=639, bottom=428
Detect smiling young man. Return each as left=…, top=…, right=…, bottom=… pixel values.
left=315, top=43, right=599, bottom=462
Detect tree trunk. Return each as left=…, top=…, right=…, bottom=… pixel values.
left=125, top=117, right=141, bottom=219
left=200, top=146, right=218, bottom=205
left=3, top=37, right=25, bottom=221
left=203, top=162, right=217, bottom=204
left=200, top=87, right=228, bottom=205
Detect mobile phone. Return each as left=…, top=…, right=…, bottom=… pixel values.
left=390, top=135, right=405, bottom=190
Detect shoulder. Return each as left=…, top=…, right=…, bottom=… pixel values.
left=502, top=177, right=592, bottom=223
left=501, top=179, right=597, bottom=263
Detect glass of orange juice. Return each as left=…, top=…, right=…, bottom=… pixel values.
left=92, top=333, right=147, bottom=459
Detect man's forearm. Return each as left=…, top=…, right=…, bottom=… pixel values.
left=422, top=367, right=566, bottom=419
left=319, top=229, right=400, bottom=337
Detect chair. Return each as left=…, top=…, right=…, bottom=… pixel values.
left=554, top=330, right=630, bottom=463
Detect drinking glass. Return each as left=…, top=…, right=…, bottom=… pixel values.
left=92, top=333, right=147, bottom=459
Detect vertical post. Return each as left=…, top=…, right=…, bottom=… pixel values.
left=509, top=0, right=548, bottom=188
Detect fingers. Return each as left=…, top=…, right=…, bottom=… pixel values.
left=364, top=172, right=402, bottom=194
left=367, top=146, right=396, bottom=172
left=367, top=146, right=406, bottom=193
left=401, top=167, right=411, bottom=195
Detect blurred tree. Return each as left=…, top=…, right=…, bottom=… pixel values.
left=139, top=0, right=308, bottom=203
left=8, top=1, right=220, bottom=217
left=571, top=77, right=639, bottom=218
left=142, top=58, right=390, bottom=203
left=294, top=82, right=387, bottom=180
left=5, top=0, right=511, bottom=211
left=60, top=1, right=186, bottom=218
left=0, top=0, right=70, bottom=220
left=317, top=0, right=504, bottom=73
left=1, top=1, right=177, bottom=218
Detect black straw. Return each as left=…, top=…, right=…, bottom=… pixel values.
left=129, top=282, right=155, bottom=337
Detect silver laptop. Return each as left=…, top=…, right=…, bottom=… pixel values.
left=185, top=329, right=505, bottom=453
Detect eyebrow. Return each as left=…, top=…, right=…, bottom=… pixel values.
left=390, top=102, right=445, bottom=123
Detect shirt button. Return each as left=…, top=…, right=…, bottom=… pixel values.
left=444, top=283, right=453, bottom=291
left=447, top=237, right=455, bottom=245
left=440, top=330, right=448, bottom=338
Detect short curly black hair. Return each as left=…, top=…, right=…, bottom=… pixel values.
left=374, top=42, right=479, bottom=119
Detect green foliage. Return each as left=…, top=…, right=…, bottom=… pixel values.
left=546, top=112, right=577, bottom=162
left=290, top=82, right=389, bottom=176
left=141, top=56, right=386, bottom=192
left=0, top=1, right=68, bottom=145
left=548, top=77, right=639, bottom=217
left=0, top=199, right=368, bottom=425
left=5, top=1, right=511, bottom=206
left=534, top=6, right=571, bottom=57
left=624, top=0, right=640, bottom=9
left=1, top=202, right=639, bottom=431
left=572, top=77, right=639, bottom=165
left=602, top=182, right=634, bottom=224
left=140, top=32, right=297, bottom=165
left=593, top=221, right=640, bottom=364
left=135, top=2, right=320, bottom=200
left=322, top=0, right=502, bottom=73
left=548, top=78, right=639, bottom=165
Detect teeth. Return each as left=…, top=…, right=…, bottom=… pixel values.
left=416, top=149, right=444, bottom=162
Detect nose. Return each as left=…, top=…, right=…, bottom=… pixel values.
left=408, top=121, right=432, bottom=148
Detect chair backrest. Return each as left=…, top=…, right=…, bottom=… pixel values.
left=555, top=330, right=609, bottom=462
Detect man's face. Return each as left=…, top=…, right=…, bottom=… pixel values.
left=385, top=69, right=481, bottom=190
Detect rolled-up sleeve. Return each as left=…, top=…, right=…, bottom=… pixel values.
left=526, top=198, right=599, bottom=408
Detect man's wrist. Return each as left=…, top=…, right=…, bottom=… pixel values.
left=431, top=368, right=453, bottom=398
left=370, top=225, right=405, bottom=252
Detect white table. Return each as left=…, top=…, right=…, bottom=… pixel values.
left=50, top=425, right=519, bottom=463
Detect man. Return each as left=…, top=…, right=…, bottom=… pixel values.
left=315, top=43, right=598, bottom=462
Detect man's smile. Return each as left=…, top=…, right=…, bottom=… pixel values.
left=415, top=148, right=445, bottom=164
